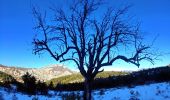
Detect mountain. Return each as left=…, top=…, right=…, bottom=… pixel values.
left=0, top=64, right=74, bottom=82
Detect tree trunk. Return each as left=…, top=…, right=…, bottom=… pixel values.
left=84, top=78, right=92, bottom=100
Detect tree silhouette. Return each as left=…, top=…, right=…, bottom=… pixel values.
left=22, top=72, right=36, bottom=94
left=32, top=0, right=156, bottom=99
left=36, top=80, right=48, bottom=95
left=48, top=81, right=54, bottom=90
left=2, top=75, right=16, bottom=88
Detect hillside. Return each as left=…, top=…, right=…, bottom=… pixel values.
left=0, top=64, right=74, bottom=81
left=46, top=65, right=170, bottom=91
left=48, top=71, right=129, bottom=85
left=49, top=64, right=170, bottom=85
left=0, top=71, right=15, bottom=83
left=48, top=65, right=170, bottom=86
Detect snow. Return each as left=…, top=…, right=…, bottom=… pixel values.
left=0, top=82, right=170, bottom=100
left=93, top=82, right=170, bottom=100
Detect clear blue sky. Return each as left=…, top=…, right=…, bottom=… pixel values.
left=0, top=0, right=169, bottom=71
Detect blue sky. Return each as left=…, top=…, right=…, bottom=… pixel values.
left=0, top=0, right=170, bottom=71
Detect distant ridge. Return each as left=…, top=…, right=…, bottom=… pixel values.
left=0, top=64, right=74, bottom=81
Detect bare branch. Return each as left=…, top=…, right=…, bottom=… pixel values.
left=32, top=0, right=157, bottom=89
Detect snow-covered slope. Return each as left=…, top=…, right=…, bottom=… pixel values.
left=0, top=82, right=170, bottom=100
left=93, top=82, right=170, bottom=100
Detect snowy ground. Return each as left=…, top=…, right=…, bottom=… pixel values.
left=0, top=82, right=170, bottom=100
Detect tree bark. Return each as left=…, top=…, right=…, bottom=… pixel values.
left=84, top=78, right=92, bottom=100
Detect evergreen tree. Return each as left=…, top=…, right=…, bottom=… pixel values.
left=36, top=80, right=48, bottom=95
left=22, top=72, right=36, bottom=95
left=3, top=76, right=15, bottom=88
left=48, top=81, right=54, bottom=90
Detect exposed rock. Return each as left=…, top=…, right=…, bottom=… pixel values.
left=0, top=64, right=74, bottom=81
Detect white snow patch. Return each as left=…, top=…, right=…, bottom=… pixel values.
left=0, top=82, right=170, bottom=100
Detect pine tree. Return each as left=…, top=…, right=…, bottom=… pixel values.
left=36, top=80, right=48, bottom=95
left=48, top=81, right=54, bottom=90
left=22, top=72, right=36, bottom=95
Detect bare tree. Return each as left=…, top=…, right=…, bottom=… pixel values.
left=32, top=0, right=155, bottom=99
